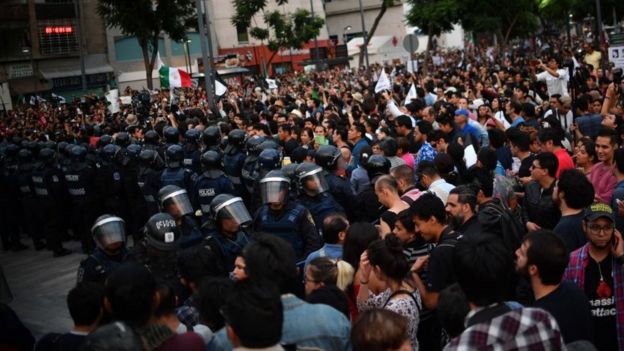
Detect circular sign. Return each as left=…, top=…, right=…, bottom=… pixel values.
left=403, top=34, right=419, bottom=53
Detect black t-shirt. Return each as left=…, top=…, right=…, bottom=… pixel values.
left=518, top=154, right=536, bottom=179
left=553, top=212, right=588, bottom=253
left=283, top=139, right=300, bottom=158
left=380, top=210, right=398, bottom=233
left=425, top=227, right=460, bottom=292
left=584, top=254, right=618, bottom=351
left=35, top=332, right=86, bottom=351
left=533, top=282, right=594, bottom=344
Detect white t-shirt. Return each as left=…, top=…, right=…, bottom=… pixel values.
left=536, top=69, right=569, bottom=97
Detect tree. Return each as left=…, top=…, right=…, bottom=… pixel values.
left=357, top=0, right=397, bottom=68
left=97, top=0, right=196, bottom=90
left=231, top=0, right=324, bottom=76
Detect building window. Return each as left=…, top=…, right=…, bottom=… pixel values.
left=38, top=19, right=78, bottom=56
left=236, top=24, right=248, bottom=43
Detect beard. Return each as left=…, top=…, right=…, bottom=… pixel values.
left=449, top=213, right=465, bottom=230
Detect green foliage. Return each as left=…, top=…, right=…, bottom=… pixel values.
left=231, top=0, right=324, bottom=65
left=459, top=0, right=540, bottom=42
left=405, top=0, right=460, bottom=36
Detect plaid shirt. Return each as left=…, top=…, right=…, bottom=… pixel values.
left=175, top=295, right=200, bottom=329
left=444, top=307, right=564, bottom=350
left=562, top=243, right=624, bottom=351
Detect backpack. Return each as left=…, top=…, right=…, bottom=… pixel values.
left=478, top=200, right=525, bottom=254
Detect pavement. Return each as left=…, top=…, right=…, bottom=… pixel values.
left=1, top=240, right=85, bottom=339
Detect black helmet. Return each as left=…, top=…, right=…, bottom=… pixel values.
left=184, top=129, right=201, bottom=144
left=138, top=149, right=164, bottom=169
left=295, top=163, right=328, bottom=195
left=258, top=148, right=282, bottom=171
left=258, top=139, right=279, bottom=152
left=126, top=144, right=142, bottom=159
left=102, top=144, right=123, bottom=164
left=259, top=170, right=290, bottom=204
left=210, top=194, right=251, bottom=226
left=70, top=145, right=88, bottom=162
left=315, top=145, right=341, bottom=170
left=25, top=141, right=38, bottom=153
left=4, top=144, right=19, bottom=157
left=158, top=185, right=194, bottom=218
left=364, top=155, right=390, bottom=180
left=38, top=148, right=56, bottom=165
left=44, top=141, right=56, bottom=151
left=81, top=322, right=143, bottom=351
left=165, top=144, right=184, bottom=168
left=202, top=126, right=221, bottom=148
left=115, top=132, right=131, bottom=147
left=164, top=127, right=180, bottom=144
left=144, top=212, right=180, bottom=251
left=144, top=130, right=160, bottom=145
left=226, top=129, right=246, bottom=150
left=57, top=141, right=68, bottom=154
left=245, top=135, right=265, bottom=155
left=200, top=150, right=222, bottom=170
left=98, top=135, right=113, bottom=148
left=18, top=149, right=33, bottom=162
left=91, top=214, right=126, bottom=250
left=64, top=143, right=75, bottom=156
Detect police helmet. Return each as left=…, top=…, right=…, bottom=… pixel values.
left=258, top=148, right=282, bottom=171
left=158, top=185, right=194, bottom=218
left=295, top=162, right=328, bottom=195
left=91, top=214, right=126, bottom=250
left=57, top=141, right=68, bottom=154
left=18, top=149, right=33, bottom=162
left=165, top=144, right=184, bottom=168
left=38, top=148, right=56, bottom=165
left=4, top=144, right=19, bottom=158
left=184, top=129, right=201, bottom=144
left=81, top=322, right=143, bottom=351
left=70, top=145, right=88, bottom=162
left=227, top=129, right=246, bottom=149
left=98, top=135, right=113, bottom=148
left=200, top=150, right=222, bottom=170
left=126, top=144, right=142, bottom=159
left=64, top=143, right=75, bottom=156
left=315, top=144, right=342, bottom=170
left=138, top=149, right=162, bottom=168
left=144, top=130, right=160, bottom=145
left=202, top=126, right=222, bottom=148
left=115, top=132, right=131, bottom=147
left=102, top=144, right=123, bottom=164
left=44, top=141, right=56, bottom=151
left=245, top=135, right=265, bottom=155
left=25, top=141, right=38, bottom=153
left=259, top=170, right=290, bottom=204
left=364, top=154, right=390, bottom=180
left=144, top=212, right=180, bottom=251
left=210, top=194, right=252, bottom=226
left=164, top=127, right=180, bottom=144
left=258, top=140, right=279, bottom=152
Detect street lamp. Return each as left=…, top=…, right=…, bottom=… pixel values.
left=343, top=25, right=352, bottom=44
left=183, top=38, right=192, bottom=74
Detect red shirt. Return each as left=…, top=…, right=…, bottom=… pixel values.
left=555, top=148, right=574, bottom=178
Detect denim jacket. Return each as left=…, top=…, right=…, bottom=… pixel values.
left=207, top=294, right=352, bottom=351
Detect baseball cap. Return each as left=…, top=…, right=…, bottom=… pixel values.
left=584, top=203, right=615, bottom=222
left=455, top=109, right=470, bottom=118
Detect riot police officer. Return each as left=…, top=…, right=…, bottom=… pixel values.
left=192, top=150, right=235, bottom=225
left=202, top=125, right=222, bottom=152
left=125, top=212, right=185, bottom=300
left=355, top=154, right=390, bottom=223
left=163, top=126, right=180, bottom=148
left=31, top=148, right=71, bottom=257
left=223, top=129, right=246, bottom=198
left=77, top=215, right=128, bottom=284
left=295, top=163, right=345, bottom=231
left=182, top=129, right=202, bottom=174
left=0, top=144, right=27, bottom=251
left=158, top=185, right=203, bottom=249
left=202, top=194, right=252, bottom=272
left=241, top=135, right=265, bottom=206
left=16, top=148, right=39, bottom=249
left=160, top=144, right=195, bottom=194
left=143, top=129, right=165, bottom=159
left=64, top=145, right=99, bottom=253
left=315, top=144, right=357, bottom=219
left=252, top=170, right=320, bottom=261
left=121, top=143, right=147, bottom=242
left=138, top=149, right=165, bottom=218
left=95, top=144, right=129, bottom=223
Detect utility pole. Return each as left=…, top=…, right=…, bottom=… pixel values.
left=196, top=0, right=215, bottom=112
left=310, top=0, right=320, bottom=70
left=74, top=0, right=86, bottom=91
left=358, top=0, right=369, bottom=70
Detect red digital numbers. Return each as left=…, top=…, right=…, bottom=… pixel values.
left=44, top=26, right=74, bottom=34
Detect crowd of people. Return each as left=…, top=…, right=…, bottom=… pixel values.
left=1, top=35, right=624, bottom=351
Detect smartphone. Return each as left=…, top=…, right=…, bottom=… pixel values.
left=314, top=135, right=328, bottom=145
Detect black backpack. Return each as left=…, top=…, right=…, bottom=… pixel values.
left=478, top=199, right=525, bottom=254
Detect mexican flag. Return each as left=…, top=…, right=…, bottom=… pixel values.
left=157, top=53, right=191, bottom=88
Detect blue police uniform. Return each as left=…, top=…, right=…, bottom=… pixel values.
left=160, top=167, right=195, bottom=195
left=203, top=230, right=250, bottom=272
left=192, top=170, right=235, bottom=225
left=223, top=151, right=246, bottom=196
left=297, top=192, right=345, bottom=233
left=77, top=247, right=127, bottom=284
left=64, top=161, right=99, bottom=253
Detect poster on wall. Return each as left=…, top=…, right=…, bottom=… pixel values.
left=609, top=46, right=624, bottom=69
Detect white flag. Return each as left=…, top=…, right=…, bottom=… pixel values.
left=215, top=80, right=227, bottom=96
left=266, top=78, right=278, bottom=90
left=374, top=69, right=391, bottom=93
left=105, top=89, right=120, bottom=114
left=404, top=84, right=417, bottom=106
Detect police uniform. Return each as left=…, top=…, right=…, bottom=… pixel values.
left=77, top=247, right=127, bottom=284
left=223, top=150, right=246, bottom=197
left=192, top=170, right=235, bottom=225
left=297, top=192, right=345, bottom=233
left=64, top=158, right=99, bottom=253
left=325, top=172, right=358, bottom=219
left=16, top=155, right=41, bottom=248
left=202, top=230, right=250, bottom=272
left=159, top=166, right=196, bottom=195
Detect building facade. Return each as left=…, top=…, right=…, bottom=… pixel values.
left=0, top=0, right=112, bottom=101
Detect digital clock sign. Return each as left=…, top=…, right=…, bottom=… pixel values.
left=44, top=26, right=74, bottom=34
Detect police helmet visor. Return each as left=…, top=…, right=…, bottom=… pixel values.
left=161, top=189, right=194, bottom=218
left=300, top=168, right=329, bottom=194
left=259, top=177, right=289, bottom=204
left=91, top=216, right=126, bottom=249
left=214, top=197, right=252, bottom=226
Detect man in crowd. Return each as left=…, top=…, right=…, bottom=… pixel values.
left=553, top=169, right=595, bottom=252
left=522, top=152, right=560, bottom=231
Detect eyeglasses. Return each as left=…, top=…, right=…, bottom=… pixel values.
left=530, top=163, right=542, bottom=170
left=587, top=224, right=614, bottom=234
